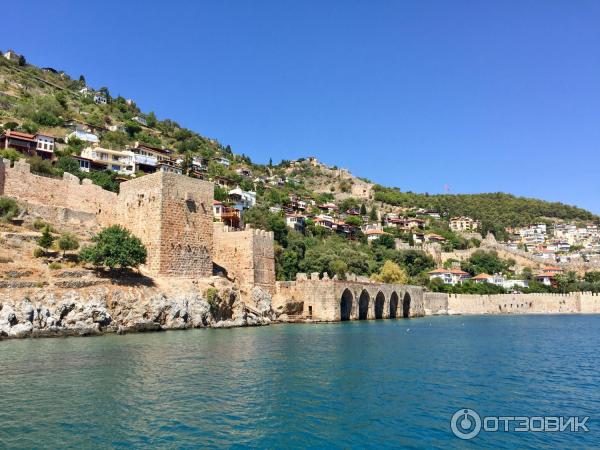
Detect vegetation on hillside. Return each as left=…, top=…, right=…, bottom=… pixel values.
left=373, top=186, right=597, bottom=239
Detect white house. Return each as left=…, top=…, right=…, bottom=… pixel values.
left=228, top=188, right=256, bottom=210
left=3, top=50, right=21, bottom=62
left=131, top=116, right=147, bottom=126
left=286, top=214, right=306, bottom=232
left=34, top=133, right=55, bottom=155
left=66, top=130, right=99, bottom=145
left=428, top=268, right=471, bottom=285
left=80, top=146, right=135, bottom=176
left=93, top=94, right=107, bottom=105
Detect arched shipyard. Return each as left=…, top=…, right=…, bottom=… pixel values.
left=273, top=272, right=425, bottom=322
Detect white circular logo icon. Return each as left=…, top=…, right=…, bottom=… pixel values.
left=451, top=408, right=482, bottom=440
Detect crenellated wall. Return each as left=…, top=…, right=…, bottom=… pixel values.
left=421, top=291, right=600, bottom=315
left=212, top=223, right=276, bottom=294
left=1, top=160, right=214, bottom=278
left=1, top=159, right=117, bottom=225
left=273, top=272, right=425, bottom=321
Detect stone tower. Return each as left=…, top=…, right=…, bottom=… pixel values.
left=117, top=171, right=214, bottom=277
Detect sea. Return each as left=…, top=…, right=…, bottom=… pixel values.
left=1, top=315, right=599, bottom=449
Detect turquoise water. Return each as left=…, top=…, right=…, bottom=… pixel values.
left=1, top=315, right=599, bottom=449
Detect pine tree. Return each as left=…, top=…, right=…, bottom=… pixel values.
left=37, top=227, right=54, bottom=254
left=360, top=203, right=367, bottom=215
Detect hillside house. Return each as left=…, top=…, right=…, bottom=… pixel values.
left=365, top=229, right=388, bottom=242
left=157, top=159, right=182, bottom=175
left=535, top=266, right=564, bottom=286
left=285, top=213, right=306, bottom=232
left=0, top=130, right=56, bottom=159
left=214, top=157, right=230, bottom=167
left=228, top=188, right=256, bottom=210
left=235, top=167, right=252, bottom=177
left=318, top=202, right=339, bottom=214
left=131, top=116, right=147, bottom=126
left=93, top=94, right=107, bottom=105
left=3, top=50, right=21, bottom=62
left=449, top=216, right=479, bottom=232
left=66, top=130, right=99, bottom=145
left=428, top=268, right=471, bottom=285
left=80, top=146, right=135, bottom=176
left=213, top=200, right=240, bottom=228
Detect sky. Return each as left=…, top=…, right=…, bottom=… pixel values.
left=3, top=0, right=600, bottom=213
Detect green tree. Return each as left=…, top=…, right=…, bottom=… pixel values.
left=57, top=233, right=79, bottom=257
left=80, top=225, right=147, bottom=270
left=371, top=261, right=408, bottom=284
left=56, top=156, right=80, bottom=175
left=37, top=227, right=54, bottom=253
left=18, top=55, right=26, bottom=66
left=360, top=203, right=367, bottom=215
left=344, top=215, right=362, bottom=227
left=584, top=272, right=600, bottom=283
left=369, top=205, right=378, bottom=222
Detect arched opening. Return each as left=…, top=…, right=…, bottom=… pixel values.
left=374, top=292, right=385, bottom=319
left=340, top=289, right=353, bottom=321
left=389, top=292, right=399, bottom=318
left=402, top=292, right=411, bottom=318
left=358, top=290, right=370, bottom=320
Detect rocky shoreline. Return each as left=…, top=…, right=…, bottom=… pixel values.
left=0, top=279, right=275, bottom=340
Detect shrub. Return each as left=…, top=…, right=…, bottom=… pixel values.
left=33, top=247, right=45, bottom=258
left=48, top=262, right=62, bottom=270
left=79, top=225, right=147, bottom=270
left=32, top=219, right=53, bottom=231
left=0, top=145, right=20, bottom=161
left=0, top=197, right=19, bottom=221
left=57, top=233, right=79, bottom=257
left=37, top=227, right=54, bottom=252
left=27, top=156, right=55, bottom=175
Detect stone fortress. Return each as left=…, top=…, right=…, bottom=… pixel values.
left=2, top=157, right=600, bottom=323
left=0, top=158, right=424, bottom=320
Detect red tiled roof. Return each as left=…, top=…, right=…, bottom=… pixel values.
left=213, top=200, right=223, bottom=205
left=4, top=130, right=35, bottom=141
left=472, top=273, right=492, bottom=280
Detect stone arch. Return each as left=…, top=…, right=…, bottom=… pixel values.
left=389, top=292, right=399, bottom=318
left=358, top=290, right=370, bottom=320
left=402, top=292, right=411, bottom=318
left=340, top=289, right=353, bottom=321
left=374, top=292, right=385, bottom=319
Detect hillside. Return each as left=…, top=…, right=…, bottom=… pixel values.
left=1, top=50, right=599, bottom=287
left=0, top=52, right=596, bottom=223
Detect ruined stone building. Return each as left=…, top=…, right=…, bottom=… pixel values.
left=0, top=159, right=273, bottom=293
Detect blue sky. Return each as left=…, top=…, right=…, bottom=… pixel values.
left=3, top=1, right=600, bottom=213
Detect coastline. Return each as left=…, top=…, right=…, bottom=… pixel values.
left=2, top=282, right=600, bottom=341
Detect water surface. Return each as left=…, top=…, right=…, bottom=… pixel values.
left=1, top=315, right=599, bottom=448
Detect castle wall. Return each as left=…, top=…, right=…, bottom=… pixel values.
left=118, top=172, right=214, bottom=277
left=1, top=159, right=117, bottom=225
left=116, top=173, right=164, bottom=274
left=443, top=292, right=600, bottom=315
left=423, top=292, right=449, bottom=315
left=273, top=273, right=425, bottom=321
left=213, top=224, right=276, bottom=294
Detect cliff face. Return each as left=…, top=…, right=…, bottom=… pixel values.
left=0, top=281, right=274, bottom=339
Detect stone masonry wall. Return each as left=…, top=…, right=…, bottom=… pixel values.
left=117, top=172, right=214, bottom=277
left=445, top=292, right=600, bottom=315
left=274, top=273, right=425, bottom=321
left=423, top=292, right=449, bottom=315
left=1, top=159, right=117, bottom=225
left=213, top=224, right=276, bottom=294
